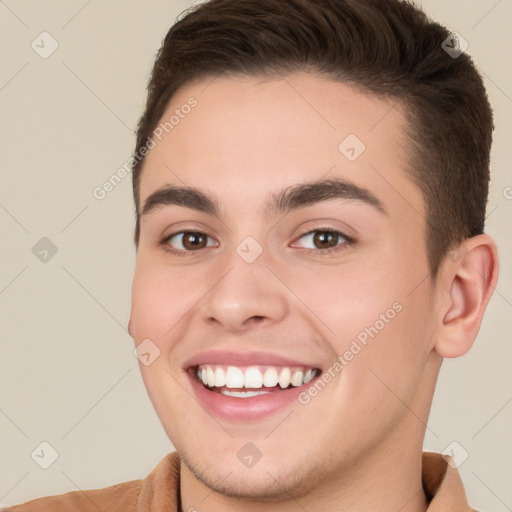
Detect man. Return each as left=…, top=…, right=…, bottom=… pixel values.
left=5, top=0, right=498, bottom=510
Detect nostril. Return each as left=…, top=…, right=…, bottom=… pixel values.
left=241, top=315, right=266, bottom=328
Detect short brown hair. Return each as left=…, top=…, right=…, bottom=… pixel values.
left=131, top=0, right=493, bottom=278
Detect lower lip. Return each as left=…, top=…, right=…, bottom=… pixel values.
left=187, top=370, right=317, bottom=422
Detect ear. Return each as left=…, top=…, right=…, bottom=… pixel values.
left=434, top=234, right=499, bottom=358
left=127, top=319, right=133, bottom=337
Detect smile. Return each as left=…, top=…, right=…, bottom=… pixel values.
left=193, top=364, right=320, bottom=398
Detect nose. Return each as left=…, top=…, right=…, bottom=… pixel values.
left=201, top=255, right=289, bottom=333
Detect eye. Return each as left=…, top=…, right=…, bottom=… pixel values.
left=292, top=228, right=353, bottom=254
left=163, top=231, right=217, bottom=254
left=160, top=228, right=353, bottom=256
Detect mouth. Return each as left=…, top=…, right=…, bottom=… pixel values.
left=189, top=364, right=322, bottom=398
left=183, top=351, right=325, bottom=421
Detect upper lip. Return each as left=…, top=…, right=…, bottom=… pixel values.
left=183, top=350, right=323, bottom=370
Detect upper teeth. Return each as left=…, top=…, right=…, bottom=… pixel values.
left=196, top=365, right=317, bottom=389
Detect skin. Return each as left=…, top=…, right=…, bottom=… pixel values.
left=128, top=72, right=498, bottom=512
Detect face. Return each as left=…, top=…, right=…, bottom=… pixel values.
left=129, top=72, right=441, bottom=500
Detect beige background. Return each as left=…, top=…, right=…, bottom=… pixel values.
left=0, top=0, right=511, bottom=509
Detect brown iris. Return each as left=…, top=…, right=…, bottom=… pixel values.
left=181, top=232, right=208, bottom=250
left=312, top=231, right=339, bottom=249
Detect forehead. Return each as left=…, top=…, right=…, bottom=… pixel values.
left=138, top=72, right=424, bottom=222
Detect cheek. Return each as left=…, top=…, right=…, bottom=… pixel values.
left=129, top=260, right=200, bottom=422
left=286, top=261, right=401, bottom=343
left=130, top=258, right=202, bottom=340
left=285, top=258, right=431, bottom=388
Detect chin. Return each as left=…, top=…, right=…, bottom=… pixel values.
left=181, top=448, right=318, bottom=502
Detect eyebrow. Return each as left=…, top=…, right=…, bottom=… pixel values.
left=140, top=177, right=388, bottom=218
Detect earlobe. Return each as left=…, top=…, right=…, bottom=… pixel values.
left=128, top=319, right=133, bottom=337
left=434, top=234, right=499, bottom=358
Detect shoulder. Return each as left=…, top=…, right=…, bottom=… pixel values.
left=1, top=479, right=142, bottom=512
left=2, top=451, right=181, bottom=512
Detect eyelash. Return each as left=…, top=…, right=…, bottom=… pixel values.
left=159, top=228, right=355, bottom=257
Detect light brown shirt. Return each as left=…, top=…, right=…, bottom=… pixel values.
left=3, top=451, right=478, bottom=511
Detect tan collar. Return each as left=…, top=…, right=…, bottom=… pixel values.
left=422, top=451, right=476, bottom=511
